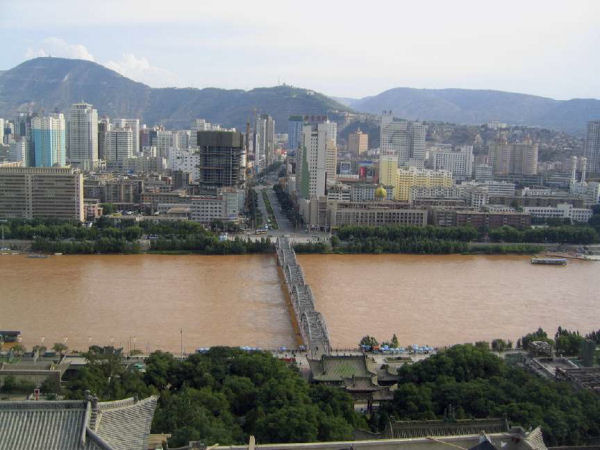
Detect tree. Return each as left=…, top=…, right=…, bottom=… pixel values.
left=52, top=342, right=68, bottom=355
left=359, top=336, right=379, bottom=349
left=11, top=344, right=26, bottom=356
left=391, top=334, right=399, bottom=348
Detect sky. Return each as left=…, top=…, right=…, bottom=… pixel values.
left=1, top=0, right=599, bottom=100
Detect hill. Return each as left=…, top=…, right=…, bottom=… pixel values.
left=346, top=87, right=600, bottom=133
left=0, top=57, right=350, bottom=131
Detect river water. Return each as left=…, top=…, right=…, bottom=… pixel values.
left=298, top=254, right=598, bottom=348
left=0, top=254, right=597, bottom=353
left=0, top=254, right=295, bottom=353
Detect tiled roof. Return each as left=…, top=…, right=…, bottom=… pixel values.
left=0, top=396, right=158, bottom=450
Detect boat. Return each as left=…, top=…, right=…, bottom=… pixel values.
left=531, top=257, right=567, bottom=265
left=27, top=254, right=49, bottom=259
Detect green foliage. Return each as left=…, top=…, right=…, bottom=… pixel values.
left=374, top=344, right=600, bottom=446
left=491, top=339, right=512, bottom=352
left=100, top=203, right=116, bottom=214
left=273, top=184, right=303, bottom=226
left=489, top=225, right=598, bottom=244
left=64, top=347, right=360, bottom=446
left=520, top=328, right=554, bottom=350
left=261, top=190, right=279, bottom=229
left=293, top=242, right=330, bottom=253
left=0, top=375, right=36, bottom=393
left=150, top=236, right=273, bottom=254
left=359, top=336, right=379, bottom=348
left=554, top=327, right=584, bottom=356
left=337, top=225, right=479, bottom=242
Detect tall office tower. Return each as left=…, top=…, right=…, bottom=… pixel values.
left=173, top=130, right=191, bottom=149
left=0, top=166, right=84, bottom=221
left=288, top=115, right=304, bottom=152
left=197, top=131, right=244, bottom=190
left=114, top=118, right=140, bottom=153
left=106, top=128, right=134, bottom=168
left=68, top=102, right=98, bottom=170
left=254, top=114, right=275, bottom=169
left=0, top=118, right=4, bottom=144
left=489, top=139, right=538, bottom=176
left=153, top=130, right=173, bottom=158
left=380, top=112, right=426, bottom=167
left=97, top=118, right=110, bottom=160
left=379, top=155, right=398, bottom=186
left=15, top=113, right=35, bottom=165
left=348, top=129, right=368, bottom=155
left=9, top=139, right=28, bottom=165
left=31, top=113, right=66, bottom=167
left=296, top=122, right=336, bottom=199
left=433, top=145, right=474, bottom=180
left=140, top=125, right=158, bottom=150
left=190, top=119, right=213, bottom=148
left=584, top=121, right=600, bottom=175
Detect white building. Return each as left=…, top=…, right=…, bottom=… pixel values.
left=68, top=102, right=98, bottom=170
left=114, top=119, right=140, bottom=154
left=380, top=112, right=426, bottom=168
left=254, top=114, right=275, bottom=170
left=168, top=149, right=201, bottom=181
left=106, top=128, right=134, bottom=168
left=296, top=122, right=336, bottom=200
left=153, top=130, right=173, bottom=158
left=433, top=145, right=473, bottom=180
left=524, top=203, right=593, bottom=223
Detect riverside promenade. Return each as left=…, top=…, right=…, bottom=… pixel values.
left=275, top=237, right=331, bottom=358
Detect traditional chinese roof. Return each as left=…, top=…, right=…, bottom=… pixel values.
left=0, top=395, right=158, bottom=450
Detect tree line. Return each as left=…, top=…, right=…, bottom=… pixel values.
left=150, top=236, right=273, bottom=254
left=371, top=344, right=600, bottom=446
left=489, top=225, right=598, bottom=244
left=62, top=347, right=364, bottom=448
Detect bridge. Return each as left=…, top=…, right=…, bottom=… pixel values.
left=275, top=237, right=331, bottom=358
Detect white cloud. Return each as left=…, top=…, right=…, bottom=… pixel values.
left=105, top=53, right=180, bottom=87
left=25, top=37, right=95, bottom=61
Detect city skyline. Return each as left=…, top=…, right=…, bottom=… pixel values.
left=1, top=0, right=599, bottom=100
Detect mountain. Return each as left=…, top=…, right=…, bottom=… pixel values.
left=0, top=57, right=350, bottom=131
left=346, top=88, right=600, bottom=133
left=2, top=58, right=598, bottom=134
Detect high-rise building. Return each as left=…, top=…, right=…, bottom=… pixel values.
left=393, top=168, right=453, bottom=201
left=197, top=131, right=245, bottom=190
left=0, top=166, right=84, bottom=221
left=173, top=130, right=191, bottom=150
left=254, top=114, right=275, bottom=169
left=97, top=118, right=110, bottom=161
left=288, top=115, right=336, bottom=153
left=380, top=112, right=426, bottom=167
left=296, top=123, right=337, bottom=199
left=584, top=121, right=600, bottom=175
left=68, top=102, right=98, bottom=170
left=140, top=125, right=158, bottom=150
left=9, top=139, right=28, bottom=165
left=489, top=139, right=538, bottom=176
left=348, top=129, right=368, bottom=155
left=153, top=130, right=173, bottom=158
left=0, top=118, right=4, bottom=144
left=106, top=128, right=134, bottom=168
left=31, top=113, right=66, bottom=167
left=114, top=119, right=140, bottom=154
left=433, top=145, right=473, bottom=180
left=288, top=116, right=304, bottom=152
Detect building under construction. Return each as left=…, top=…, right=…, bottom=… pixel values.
left=197, top=131, right=244, bottom=191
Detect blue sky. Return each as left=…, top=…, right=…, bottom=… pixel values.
left=1, top=0, right=599, bottom=100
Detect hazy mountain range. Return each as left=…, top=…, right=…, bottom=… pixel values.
left=1, top=57, right=599, bottom=134
left=0, top=58, right=350, bottom=132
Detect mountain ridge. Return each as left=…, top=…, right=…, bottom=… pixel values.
left=1, top=57, right=599, bottom=133
left=0, top=57, right=351, bottom=132
left=342, top=87, right=600, bottom=133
